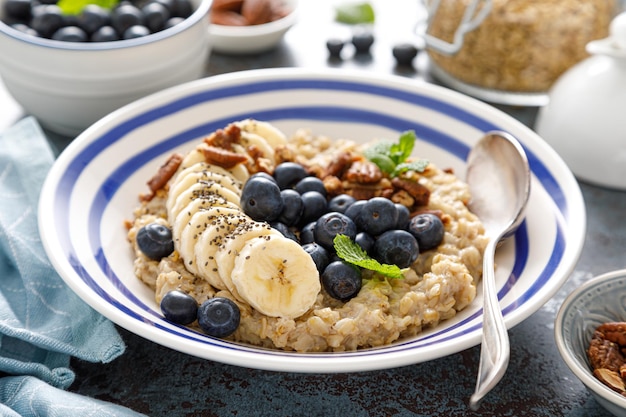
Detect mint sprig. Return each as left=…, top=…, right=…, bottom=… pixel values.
left=334, top=234, right=404, bottom=279
left=335, top=2, right=375, bottom=25
left=364, top=130, right=429, bottom=177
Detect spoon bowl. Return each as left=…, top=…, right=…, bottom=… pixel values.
left=465, top=131, right=531, bottom=409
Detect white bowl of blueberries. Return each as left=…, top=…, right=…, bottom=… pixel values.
left=0, top=0, right=212, bottom=136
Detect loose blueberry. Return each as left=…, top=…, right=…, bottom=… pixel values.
left=392, top=43, right=419, bottom=66
left=163, top=16, right=184, bottom=29
left=395, top=203, right=411, bottom=230
left=78, top=4, right=110, bottom=35
left=355, top=231, right=375, bottom=253
left=321, top=261, right=362, bottom=301
left=272, top=162, right=308, bottom=189
left=136, top=222, right=174, bottom=260
left=352, top=31, right=374, bottom=53
left=51, top=25, right=88, bottom=41
left=302, top=242, right=330, bottom=274
left=240, top=176, right=283, bottom=222
left=294, top=176, right=327, bottom=197
left=11, top=22, right=38, bottom=36
left=197, top=297, right=240, bottom=338
left=355, top=197, right=398, bottom=236
left=299, top=191, right=328, bottom=226
left=277, top=189, right=303, bottom=226
left=326, top=38, right=344, bottom=57
left=160, top=290, right=198, bottom=325
left=407, top=213, right=445, bottom=252
left=169, top=0, right=193, bottom=18
left=30, top=4, right=64, bottom=37
left=5, top=0, right=32, bottom=20
left=314, top=212, right=357, bottom=250
left=373, top=230, right=419, bottom=269
left=328, top=193, right=356, bottom=214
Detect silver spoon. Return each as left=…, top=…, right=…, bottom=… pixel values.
left=465, top=131, right=531, bottom=410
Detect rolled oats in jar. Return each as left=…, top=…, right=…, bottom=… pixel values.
left=426, top=0, right=617, bottom=94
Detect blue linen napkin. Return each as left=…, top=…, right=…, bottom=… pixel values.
left=0, top=117, right=145, bottom=416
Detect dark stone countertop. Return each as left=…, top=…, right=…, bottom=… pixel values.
left=5, top=1, right=626, bottom=415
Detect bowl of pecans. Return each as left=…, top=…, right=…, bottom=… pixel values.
left=555, top=269, right=626, bottom=417
left=208, top=0, right=296, bottom=54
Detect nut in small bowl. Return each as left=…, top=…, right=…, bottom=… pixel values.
left=208, top=0, right=296, bottom=54
left=555, top=269, right=626, bottom=417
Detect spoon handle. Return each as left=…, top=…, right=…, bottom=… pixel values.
left=469, top=238, right=511, bottom=410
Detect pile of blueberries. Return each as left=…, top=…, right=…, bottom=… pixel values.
left=3, top=0, right=194, bottom=42
left=241, top=161, right=445, bottom=302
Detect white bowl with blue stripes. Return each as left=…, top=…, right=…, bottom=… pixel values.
left=38, top=68, right=586, bottom=373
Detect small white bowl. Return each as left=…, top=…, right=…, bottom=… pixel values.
left=208, top=0, right=297, bottom=55
left=0, top=0, right=212, bottom=136
left=555, top=269, right=626, bottom=417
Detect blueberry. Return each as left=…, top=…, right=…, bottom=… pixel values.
left=123, top=24, right=150, bottom=39
left=295, top=176, right=327, bottom=197
left=169, top=0, right=193, bottom=18
left=302, top=242, right=330, bottom=274
left=111, top=3, right=143, bottom=34
left=352, top=31, right=374, bottom=53
left=91, top=25, right=119, bottom=41
left=392, top=43, right=419, bottom=66
left=321, top=261, right=362, bottom=301
left=373, top=230, right=419, bottom=269
left=249, top=171, right=276, bottom=183
left=355, top=231, right=375, bottom=253
left=299, top=221, right=316, bottom=245
left=299, top=191, right=328, bottom=226
left=407, top=213, right=445, bottom=252
left=314, top=212, right=357, bottom=250
left=160, top=290, right=197, bottom=325
left=270, top=221, right=298, bottom=242
left=355, top=197, right=398, bottom=236
left=141, top=1, right=170, bottom=32
left=5, top=0, right=32, bottom=20
left=395, top=203, right=411, bottom=230
left=240, top=176, right=283, bottom=222
left=136, top=222, right=174, bottom=260
left=78, top=4, right=110, bottom=35
left=11, top=23, right=38, bottom=36
left=30, top=4, right=64, bottom=38
left=326, top=38, right=344, bottom=57
left=197, top=297, right=240, bottom=338
left=163, top=16, right=184, bottom=29
left=328, top=193, right=356, bottom=214
left=272, top=162, right=308, bottom=189
left=51, top=26, right=88, bottom=41
left=277, top=189, right=303, bottom=226
left=344, top=199, right=366, bottom=222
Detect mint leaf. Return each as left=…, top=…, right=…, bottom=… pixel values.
left=393, top=160, right=430, bottom=177
left=335, top=2, right=375, bottom=24
left=365, top=130, right=429, bottom=178
left=334, top=235, right=404, bottom=279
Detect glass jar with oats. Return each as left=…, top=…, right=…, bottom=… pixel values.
left=423, top=0, right=619, bottom=106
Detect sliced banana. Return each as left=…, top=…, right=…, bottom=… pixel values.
left=238, top=131, right=275, bottom=161
left=195, top=212, right=249, bottom=290
left=178, top=206, right=243, bottom=275
left=216, top=220, right=281, bottom=302
left=169, top=181, right=242, bottom=222
left=232, top=235, right=321, bottom=319
left=235, top=119, right=288, bottom=149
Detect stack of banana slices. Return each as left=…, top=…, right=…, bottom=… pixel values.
left=166, top=120, right=321, bottom=320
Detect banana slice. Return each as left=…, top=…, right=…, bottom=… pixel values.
left=216, top=220, right=281, bottom=301
left=235, top=119, right=288, bottom=149
left=169, top=180, right=242, bottom=223
left=171, top=163, right=243, bottom=197
left=195, top=212, right=249, bottom=290
left=232, top=235, right=321, bottom=319
left=178, top=206, right=243, bottom=275
left=238, top=131, right=275, bottom=161
left=167, top=169, right=243, bottom=214
left=171, top=197, right=242, bottom=249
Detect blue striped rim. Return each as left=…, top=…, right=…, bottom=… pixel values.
left=53, top=77, right=566, bottom=358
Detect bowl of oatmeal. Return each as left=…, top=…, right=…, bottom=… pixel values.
left=38, top=68, right=585, bottom=372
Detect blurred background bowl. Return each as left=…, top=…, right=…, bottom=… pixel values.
left=555, top=269, right=626, bottom=417
left=0, top=0, right=212, bottom=136
left=208, top=0, right=296, bottom=55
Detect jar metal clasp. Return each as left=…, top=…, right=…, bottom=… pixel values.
left=419, top=0, right=492, bottom=55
